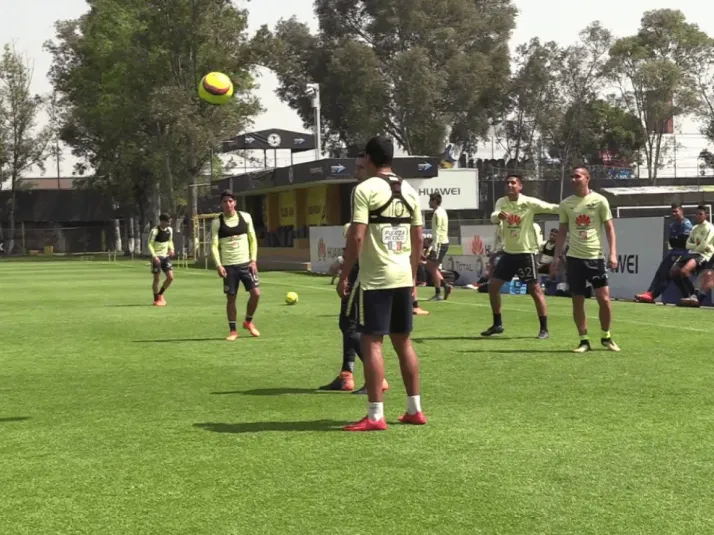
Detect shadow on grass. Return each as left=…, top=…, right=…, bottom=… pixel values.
left=0, top=417, right=30, bottom=423
left=132, top=338, right=222, bottom=343
left=194, top=420, right=346, bottom=434
left=105, top=304, right=150, bottom=308
left=459, top=349, right=578, bottom=355
left=212, top=388, right=330, bottom=396
left=412, top=335, right=534, bottom=343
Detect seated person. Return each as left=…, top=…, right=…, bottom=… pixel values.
left=672, top=205, right=714, bottom=307
left=537, top=228, right=558, bottom=275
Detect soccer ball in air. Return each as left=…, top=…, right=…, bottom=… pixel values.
left=285, top=292, right=299, bottom=305
left=198, top=72, right=234, bottom=105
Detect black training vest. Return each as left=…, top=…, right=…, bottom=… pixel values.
left=542, top=240, right=556, bottom=257
left=367, top=173, right=414, bottom=225
left=217, top=213, right=248, bottom=238
left=154, top=226, right=171, bottom=242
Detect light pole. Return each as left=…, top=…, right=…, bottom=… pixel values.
left=306, top=83, right=321, bottom=160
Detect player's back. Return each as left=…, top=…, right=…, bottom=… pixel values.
left=352, top=175, right=422, bottom=290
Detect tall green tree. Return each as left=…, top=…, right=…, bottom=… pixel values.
left=45, top=0, right=264, bottom=252
left=271, top=0, right=517, bottom=156
left=0, top=44, right=51, bottom=253
left=606, top=9, right=708, bottom=183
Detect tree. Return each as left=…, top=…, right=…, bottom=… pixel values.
left=0, top=44, right=51, bottom=253
left=493, top=38, right=560, bottom=163
left=45, top=0, right=264, bottom=253
left=270, top=0, right=517, bottom=156
left=606, top=9, right=709, bottom=184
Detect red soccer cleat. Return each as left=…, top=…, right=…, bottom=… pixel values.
left=243, top=321, right=260, bottom=337
left=344, top=416, right=387, bottom=432
left=634, top=291, right=654, bottom=303
left=398, top=412, right=427, bottom=425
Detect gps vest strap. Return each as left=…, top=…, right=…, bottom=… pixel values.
left=218, top=213, right=248, bottom=238
left=154, top=226, right=171, bottom=243
left=368, top=173, right=414, bottom=225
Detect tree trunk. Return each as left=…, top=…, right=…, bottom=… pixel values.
left=113, top=219, right=122, bottom=252
left=8, top=190, right=16, bottom=255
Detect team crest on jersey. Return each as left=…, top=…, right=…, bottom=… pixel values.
left=506, top=213, right=522, bottom=226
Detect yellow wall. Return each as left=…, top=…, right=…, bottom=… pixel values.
left=278, top=190, right=296, bottom=227
left=305, top=185, right=328, bottom=226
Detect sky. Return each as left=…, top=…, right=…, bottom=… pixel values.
left=2, top=0, right=713, bottom=179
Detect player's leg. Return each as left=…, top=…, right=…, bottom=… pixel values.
left=428, top=244, right=452, bottom=301
left=151, top=260, right=162, bottom=305
left=224, top=267, right=240, bottom=341
left=156, top=259, right=174, bottom=305
left=521, top=254, right=548, bottom=339
left=567, top=258, right=592, bottom=353
left=389, top=287, right=426, bottom=425
left=320, top=291, right=360, bottom=391
left=240, top=266, right=261, bottom=337
left=588, top=260, right=619, bottom=352
left=344, top=289, right=390, bottom=431
left=636, top=253, right=677, bottom=303
left=482, top=254, right=513, bottom=336
left=412, top=285, right=430, bottom=316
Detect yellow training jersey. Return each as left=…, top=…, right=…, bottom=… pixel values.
left=148, top=225, right=174, bottom=257
left=490, top=194, right=558, bottom=254
left=211, top=211, right=257, bottom=267
left=558, top=191, right=613, bottom=260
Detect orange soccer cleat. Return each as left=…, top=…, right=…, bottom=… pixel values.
left=226, top=331, right=239, bottom=341
left=344, top=416, right=387, bottom=432
left=398, top=412, right=427, bottom=425
left=243, top=321, right=260, bottom=337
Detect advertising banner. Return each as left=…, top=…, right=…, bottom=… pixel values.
left=407, top=169, right=479, bottom=211
left=309, top=226, right=346, bottom=273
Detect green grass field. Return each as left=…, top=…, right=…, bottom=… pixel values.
left=2, top=260, right=714, bottom=534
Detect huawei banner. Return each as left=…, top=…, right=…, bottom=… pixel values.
left=460, top=225, right=499, bottom=255
left=406, top=168, right=479, bottom=211
left=309, top=226, right=346, bottom=273
left=305, top=186, right=328, bottom=226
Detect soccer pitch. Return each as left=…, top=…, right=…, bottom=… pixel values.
left=2, top=260, right=713, bottom=534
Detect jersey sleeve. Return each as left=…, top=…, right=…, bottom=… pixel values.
left=558, top=203, right=569, bottom=224
left=599, top=197, right=613, bottom=223
left=244, top=213, right=258, bottom=261
left=351, top=184, right=370, bottom=224
left=210, top=218, right=221, bottom=267
left=530, top=197, right=560, bottom=215
left=168, top=228, right=175, bottom=253
left=490, top=198, right=504, bottom=224
left=410, top=192, right=423, bottom=227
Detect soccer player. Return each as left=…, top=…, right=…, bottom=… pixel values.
left=338, top=136, right=426, bottom=431
left=148, top=213, right=175, bottom=306
left=670, top=205, right=714, bottom=306
left=551, top=167, right=620, bottom=353
left=481, top=174, right=559, bottom=339
left=211, top=190, right=261, bottom=341
left=427, top=193, right=453, bottom=301
left=537, top=228, right=558, bottom=275
left=321, top=153, right=389, bottom=394
left=635, top=203, right=693, bottom=303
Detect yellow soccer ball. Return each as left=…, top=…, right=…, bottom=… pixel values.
left=285, top=291, right=299, bottom=305
left=198, top=72, right=234, bottom=105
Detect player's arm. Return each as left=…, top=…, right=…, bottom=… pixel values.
left=490, top=198, right=504, bottom=224
left=148, top=228, right=158, bottom=260
left=410, top=197, right=425, bottom=282
left=601, top=199, right=617, bottom=268
left=693, top=226, right=714, bottom=254
left=168, top=228, right=175, bottom=256
left=553, top=205, right=568, bottom=263
left=530, top=197, right=560, bottom=215
left=246, top=214, right=258, bottom=271
left=210, top=218, right=223, bottom=273
left=340, top=186, right=368, bottom=286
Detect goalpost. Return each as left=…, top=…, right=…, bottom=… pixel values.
left=192, top=213, right=219, bottom=270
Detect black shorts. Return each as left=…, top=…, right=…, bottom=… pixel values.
left=492, top=252, right=538, bottom=284
left=151, top=256, right=173, bottom=274
left=223, top=263, right=259, bottom=296
left=428, top=243, right=449, bottom=263
left=358, top=286, right=413, bottom=336
left=674, top=253, right=707, bottom=270
left=566, top=257, right=608, bottom=295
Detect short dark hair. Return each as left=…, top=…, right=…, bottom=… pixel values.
left=697, top=204, right=707, bottom=212
left=220, top=189, right=236, bottom=200
left=159, top=213, right=170, bottom=222
left=573, top=166, right=590, bottom=178
left=429, top=192, right=442, bottom=205
left=671, top=203, right=682, bottom=209
left=505, top=174, right=523, bottom=183
left=364, top=136, right=393, bottom=167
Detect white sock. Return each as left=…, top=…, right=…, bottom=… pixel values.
left=367, top=402, right=384, bottom=421
left=407, top=395, right=421, bottom=415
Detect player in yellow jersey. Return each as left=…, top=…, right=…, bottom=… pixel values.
left=211, top=190, right=261, bottom=341
left=338, top=136, right=426, bottom=431
left=672, top=205, right=714, bottom=307
left=426, top=192, right=453, bottom=301
left=148, top=213, right=175, bottom=306
left=481, top=174, right=559, bottom=339
left=551, top=167, right=620, bottom=353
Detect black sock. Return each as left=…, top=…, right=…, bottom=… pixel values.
left=245, top=315, right=253, bottom=323
left=539, top=315, right=548, bottom=331
left=154, top=293, right=159, bottom=300
left=493, top=313, right=502, bottom=326
left=229, top=321, right=236, bottom=332
left=695, top=290, right=706, bottom=302
left=682, top=277, right=695, bottom=297
left=436, top=286, right=441, bottom=295
left=158, top=287, right=166, bottom=295
left=413, top=300, right=419, bottom=308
